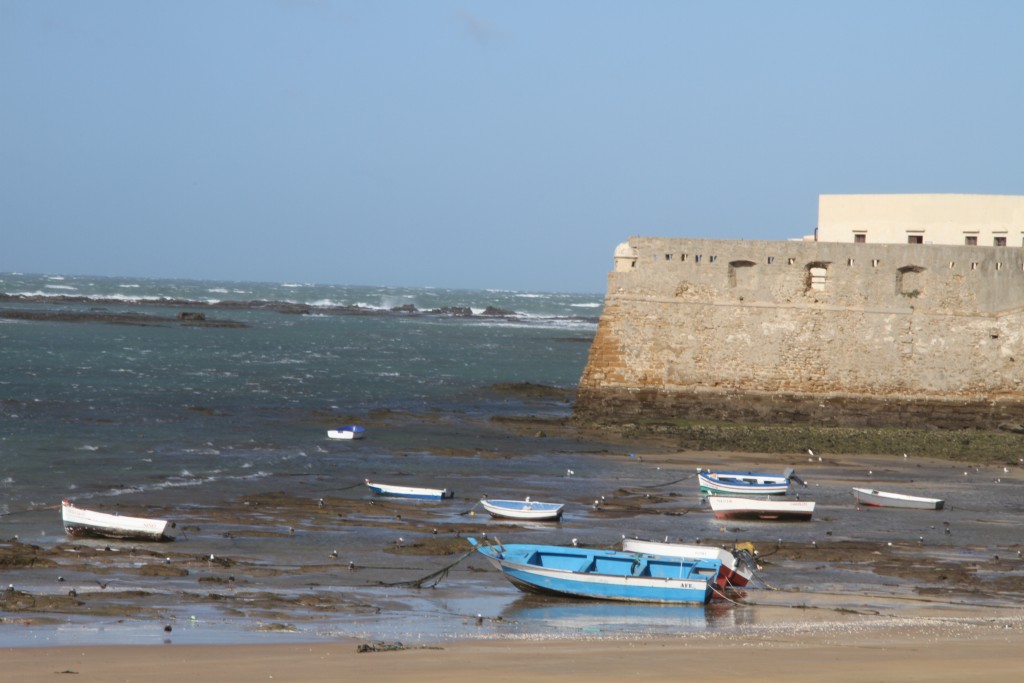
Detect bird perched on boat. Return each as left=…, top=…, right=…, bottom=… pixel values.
left=571, top=538, right=578, bottom=547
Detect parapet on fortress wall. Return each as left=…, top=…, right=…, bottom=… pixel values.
left=576, top=237, right=1024, bottom=429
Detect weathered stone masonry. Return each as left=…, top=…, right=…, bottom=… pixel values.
left=576, top=237, right=1024, bottom=429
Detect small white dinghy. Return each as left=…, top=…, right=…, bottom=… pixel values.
left=707, top=495, right=815, bottom=521
left=620, top=538, right=753, bottom=589
left=327, top=425, right=365, bottom=440
left=61, top=499, right=174, bottom=541
left=480, top=497, right=564, bottom=521
left=365, top=479, right=453, bottom=500
left=852, top=488, right=944, bottom=510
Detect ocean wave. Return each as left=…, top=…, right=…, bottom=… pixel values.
left=95, top=470, right=272, bottom=498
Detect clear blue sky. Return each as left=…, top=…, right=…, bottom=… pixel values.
left=2, top=1, right=1022, bottom=294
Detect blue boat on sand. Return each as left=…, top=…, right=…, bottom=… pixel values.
left=468, top=538, right=721, bottom=604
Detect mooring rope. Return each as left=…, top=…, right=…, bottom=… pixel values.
left=377, top=549, right=475, bottom=588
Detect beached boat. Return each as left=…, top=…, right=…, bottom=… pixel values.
left=327, top=425, right=365, bottom=440
left=707, top=495, right=815, bottom=521
left=468, top=537, right=722, bottom=604
left=61, top=499, right=173, bottom=541
left=365, top=479, right=453, bottom=500
left=620, top=538, right=753, bottom=589
left=852, top=488, right=944, bottom=510
left=480, top=497, right=564, bottom=521
left=698, top=467, right=804, bottom=496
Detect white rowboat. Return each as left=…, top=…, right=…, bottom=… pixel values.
left=620, top=538, right=753, bottom=589
left=61, top=499, right=173, bottom=541
left=707, top=495, right=815, bottom=521
left=480, top=497, right=564, bottom=521
left=365, top=479, right=453, bottom=500
left=852, top=488, right=944, bottom=510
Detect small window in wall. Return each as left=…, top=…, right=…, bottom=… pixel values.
left=665, top=253, right=673, bottom=260
left=854, top=234, right=866, bottom=243
left=994, top=236, right=1007, bottom=247
left=787, top=258, right=796, bottom=265
left=908, top=235, right=924, bottom=244
left=972, top=262, right=979, bottom=270
left=965, top=235, right=978, bottom=246
left=848, top=258, right=855, bottom=266
left=806, top=262, right=829, bottom=292
left=872, top=259, right=880, bottom=268
left=897, top=265, right=925, bottom=298
left=728, top=260, right=756, bottom=288
left=681, top=253, right=688, bottom=262
left=709, top=255, right=717, bottom=263
left=695, top=254, right=702, bottom=263
left=767, top=256, right=775, bottom=265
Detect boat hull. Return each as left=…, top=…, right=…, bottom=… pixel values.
left=327, top=425, right=365, bottom=440
left=470, top=539, right=720, bottom=604
left=852, top=488, right=944, bottom=510
left=61, top=500, right=172, bottom=541
left=708, top=496, right=814, bottom=521
left=698, top=471, right=790, bottom=496
left=365, top=480, right=452, bottom=500
left=480, top=499, right=564, bottom=521
left=621, top=539, right=752, bottom=589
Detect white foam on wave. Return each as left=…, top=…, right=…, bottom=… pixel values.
left=77, top=445, right=100, bottom=452
left=97, top=470, right=272, bottom=498
left=44, top=284, right=77, bottom=291
left=570, top=302, right=602, bottom=308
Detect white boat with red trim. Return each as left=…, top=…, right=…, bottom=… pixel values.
left=707, top=495, right=815, bottom=521
left=61, top=499, right=174, bottom=541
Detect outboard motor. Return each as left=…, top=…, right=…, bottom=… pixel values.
left=783, top=467, right=808, bottom=488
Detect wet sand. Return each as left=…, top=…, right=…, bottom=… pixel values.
left=3, top=436, right=1024, bottom=675
left=4, top=616, right=1024, bottom=683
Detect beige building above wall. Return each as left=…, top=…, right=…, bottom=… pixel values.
left=817, top=194, right=1024, bottom=247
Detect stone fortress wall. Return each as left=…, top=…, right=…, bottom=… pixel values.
left=576, top=236, right=1024, bottom=428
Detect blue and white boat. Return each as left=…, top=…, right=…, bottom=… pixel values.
left=480, top=497, right=564, bottom=521
left=698, top=467, right=805, bottom=496
left=468, top=538, right=721, bottom=604
left=365, top=479, right=453, bottom=500
left=327, top=425, right=365, bottom=440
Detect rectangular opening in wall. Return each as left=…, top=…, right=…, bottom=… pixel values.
left=872, top=259, right=880, bottom=268
left=949, top=261, right=956, bottom=268
left=997, top=262, right=1003, bottom=270
left=665, top=253, right=673, bottom=260
left=767, top=256, right=775, bottom=265
left=907, top=235, right=924, bottom=244
left=709, top=255, right=717, bottom=263
left=854, top=233, right=866, bottom=243
left=972, top=262, right=979, bottom=270
left=994, top=236, right=1007, bottom=247
left=965, top=235, right=978, bottom=246
left=695, top=255, right=702, bottom=263
left=681, top=254, right=687, bottom=262
left=848, top=258, right=855, bottom=266
left=787, top=258, right=795, bottom=265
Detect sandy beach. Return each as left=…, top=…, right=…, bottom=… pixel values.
left=5, top=615, right=1024, bottom=683
left=4, top=436, right=1024, bottom=679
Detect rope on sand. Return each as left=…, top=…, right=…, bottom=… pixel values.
left=378, top=549, right=475, bottom=588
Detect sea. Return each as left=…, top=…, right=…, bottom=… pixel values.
left=2, top=272, right=1022, bottom=647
